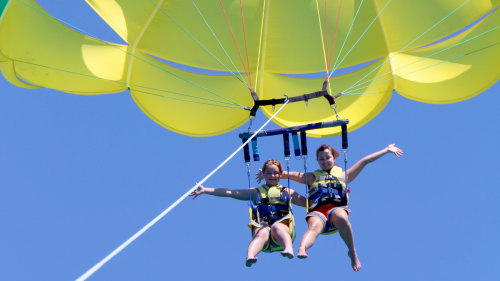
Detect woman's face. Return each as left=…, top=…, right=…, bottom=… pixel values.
left=263, top=164, right=281, bottom=186
left=317, top=149, right=335, bottom=171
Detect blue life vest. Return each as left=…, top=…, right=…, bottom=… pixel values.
left=252, top=184, right=290, bottom=225
left=308, top=168, right=348, bottom=211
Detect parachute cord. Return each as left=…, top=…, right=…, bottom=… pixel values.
left=285, top=157, right=292, bottom=214
left=189, top=0, right=251, bottom=89
left=219, top=0, right=253, bottom=91
left=75, top=100, right=290, bottom=281
left=152, top=0, right=250, bottom=89
left=331, top=0, right=364, bottom=75
left=239, top=0, right=253, bottom=91
left=326, top=0, right=343, bottom=76
left=343, top=0, right=473, bottom=92
left=344, top=39, right=500, bottom=95
left=314, top=0, right=330, bottom=78
left=15, top=0, right=244, bottom=108
left=343, top=24, right=500, bottom=95
left=9, top=58, right=246, bottom=109
left=329, top=0, right=392, bottom=79
left=246, top=162, right=254, bottom=208
left=303, top=157, right=309, bottom=213
left=254, top=0, right=268, bottom=92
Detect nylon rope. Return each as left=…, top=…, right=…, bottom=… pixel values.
left=285, top=157, right=292, bottom=215
left=343, top=24, right=500, bottom=95
left=152, top=0, right=250, bottom=89
left=253, top=0, right=267, bottom=92
left=75, top=99, right=290, bottom=281
left=343, top=0, right=473, bottom=92
left=314, top=0, right=330, bottom=78
left=150, top=0, right=250, bottom=89
left=219, top=0, right=253, bottom=91
left=126, top=0, right=163, bottom=87
left=239, top=0, right=253, bottom=91
left=303, top=157, right=309, bottom=213
left=16, top=0, right=244, bottom=108
left=329, top=0, right=392, bottom=78
left=330, top=0, right=364, bottom=76
left=344, top=40, right=500, bottom=95
left=324, top=0, right=330, bottom=72
left=189, top=0, right=251, bottom=90
left=9, top=58, right=246, bottom=109
left=327, top=0, right=343, bottom=76
left=246, top=163, right=254, bottom=212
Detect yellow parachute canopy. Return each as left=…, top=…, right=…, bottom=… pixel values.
left=1, top=0, right=499, bottom=136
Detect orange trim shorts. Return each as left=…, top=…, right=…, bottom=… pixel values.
left=306, top=203, right=350, bottom=235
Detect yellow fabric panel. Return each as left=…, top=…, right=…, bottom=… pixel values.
left=259, top=0, right=388, bottom=73
left=375, top=0, right=493, bottom=52
left=393, top=7, right=500, bottom=103
left=0, top=60, right=39, bottom=89
left=86, top=0, right=494, bottom=75
left=129, top=53, right=253, bottom=136
left=259, top=60, right=393, bottom=137
left=87, top=0, right=265, bottom=74
left=0, top=0, right=127, bottom=94
left=86, top=0, right=388, bottom=74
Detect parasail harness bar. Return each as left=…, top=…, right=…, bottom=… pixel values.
left=239, top=119, right=349, bottom=162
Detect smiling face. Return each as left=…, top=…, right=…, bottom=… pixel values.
left=317, top=149, right=335, bottom=171
left=263, top=163, right=282, bottom=186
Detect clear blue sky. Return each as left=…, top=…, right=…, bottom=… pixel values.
left=1, top=1, right=499, bottom=280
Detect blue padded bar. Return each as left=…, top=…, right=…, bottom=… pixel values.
left=242, top=139, right=251, bottom=163
left=251, top=138, right=260, bottom=161
left=283, top=133, right=291, bottom=158
left=238, top=119, right=349, bottom=140
left=291, top=132, right=301, bottom=156
left=300, top=131, right=307, bottom=156
left=341, top=124, right=348, bottom=150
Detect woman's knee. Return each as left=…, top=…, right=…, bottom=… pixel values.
left=330, top=209, right=350, bottom=227
left=253, top=228, right=269, bottom=240
left=271, top=223, right=289, bottom=235
left=306, top=216, right=325, bottom=233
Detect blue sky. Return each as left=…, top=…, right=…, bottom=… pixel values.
left=1, top=1, right=500, bottom=281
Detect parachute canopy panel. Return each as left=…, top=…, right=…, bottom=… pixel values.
left=393, top=7, right=500, bottom=104
left=0, top=0, right=128, bottom=94
left=0, top=0, right=499, bottom=137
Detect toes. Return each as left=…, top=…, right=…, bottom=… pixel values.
left=245, top=257, right=258, bottom=267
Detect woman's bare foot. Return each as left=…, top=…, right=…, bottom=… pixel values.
left=348, top=250, right=361, bottom=271
left=246, top=257, right=258, bottom=267
left=297, top=248, right=309, bottom=259
left=280, top=249, right=294, bottom=259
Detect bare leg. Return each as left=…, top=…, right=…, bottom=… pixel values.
left=271, top=222, right=293, bottom=259
left=297, top=216, right=324, bottom=258
left=330, top=208, right=361, bottom=271
left=246, top=227, right=269, bottom=267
